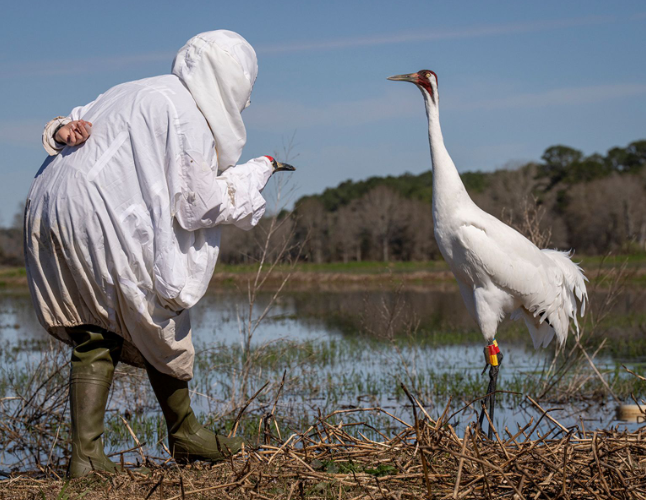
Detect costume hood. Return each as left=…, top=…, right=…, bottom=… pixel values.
left=172, top=30, right=258, bottom=170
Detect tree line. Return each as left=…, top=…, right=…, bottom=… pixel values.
left=1, top=139, right=644, bottom=267
left=220, top=139, right=646, bottom=264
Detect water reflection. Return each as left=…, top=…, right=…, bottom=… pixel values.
left=3, top=284, right=645, bottom=347
left=1, top=284, right=644, bottom=469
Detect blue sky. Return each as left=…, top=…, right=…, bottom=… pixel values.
left=1, top=1, right=645, bottom=223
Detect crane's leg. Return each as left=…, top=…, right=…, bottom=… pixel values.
left=478, top=340, right=503, bottom=440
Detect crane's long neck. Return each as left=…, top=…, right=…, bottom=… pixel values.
left=423, top=91, right=470, bottom=213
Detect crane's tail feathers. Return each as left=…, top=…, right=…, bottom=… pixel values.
left=511, top=308, right=556, bottom=349
left=542, top=249, right=588, bottom=331
left=512, top=249, right=588, bottom=349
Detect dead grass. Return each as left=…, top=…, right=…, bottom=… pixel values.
left=2, top=392, right=645, bottom=500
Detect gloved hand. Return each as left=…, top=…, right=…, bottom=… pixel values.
left=55, top=120, right=93, bottom=147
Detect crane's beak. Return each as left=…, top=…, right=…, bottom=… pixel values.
left=387, top=72, right=418, bottom=83
left=273, top=161, right=296, bottom=173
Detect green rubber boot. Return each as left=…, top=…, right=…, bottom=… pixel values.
left=67, top=326, right=123, bottom=478
left=145, top=361, right=243, bottom=463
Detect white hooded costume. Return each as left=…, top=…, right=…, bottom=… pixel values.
left=25, top=31, right=273, bottom=380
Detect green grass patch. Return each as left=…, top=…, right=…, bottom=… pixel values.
left=215, top=260, right=450, bottom=275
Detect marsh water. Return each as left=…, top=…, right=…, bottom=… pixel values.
left=1, top=283, right=645, bottom=469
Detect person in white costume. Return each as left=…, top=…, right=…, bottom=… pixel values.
left=26, top=30, right=294, bottom=477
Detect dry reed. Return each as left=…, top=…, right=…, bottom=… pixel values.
left=2, top=391, right=644, bottom=500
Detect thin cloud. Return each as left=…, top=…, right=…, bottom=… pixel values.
left=0, top=119, right=46, bottom=147
left=1, top=52, right=173, bottom=79
left=244, top=90, right=417, bottom=131
left=247, top=82, right=646, bottom=131
left=450, top=83, right=646, bottom=111
left=2, top=15, right=616, bottom=78
left=257, top=15, right=614, bottom=54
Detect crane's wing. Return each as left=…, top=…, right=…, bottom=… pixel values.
left=455, top=213, right=587, bottom=348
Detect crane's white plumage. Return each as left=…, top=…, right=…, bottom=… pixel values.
left=389, top=70, right=587, bottom=350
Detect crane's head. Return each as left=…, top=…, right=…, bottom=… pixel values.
left=387, top=70, right=438, bottom=103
